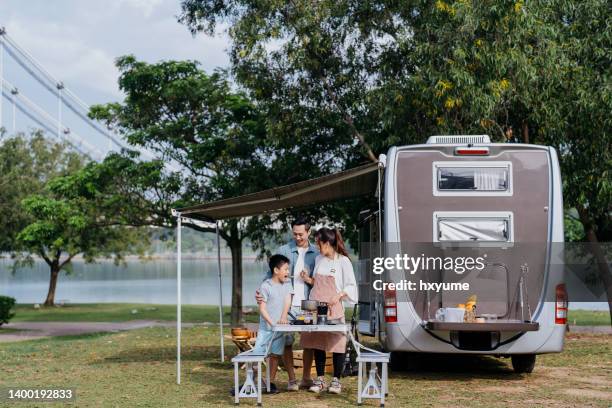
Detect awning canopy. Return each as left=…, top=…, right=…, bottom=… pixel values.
left=177, top=162, right=381, bottom=221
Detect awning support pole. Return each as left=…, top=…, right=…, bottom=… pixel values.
left=176, top=213, right=182, bottom=385
left=216, top=221, right=225, bottom=362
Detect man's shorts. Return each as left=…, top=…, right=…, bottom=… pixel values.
left=253, top=328, right=294, bottom=356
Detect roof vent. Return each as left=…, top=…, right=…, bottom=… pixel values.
left=426, top=135, right=491, bottom=144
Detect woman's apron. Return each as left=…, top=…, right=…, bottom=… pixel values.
left=300, top=274, right=346, bottom=353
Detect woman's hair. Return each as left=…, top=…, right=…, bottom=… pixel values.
left=315, top=227, right=349, bottom=257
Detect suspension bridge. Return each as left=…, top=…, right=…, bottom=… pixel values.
left=0, top=26, right=160, bottom=163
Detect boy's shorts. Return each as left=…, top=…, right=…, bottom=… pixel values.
left=253, top=328, right=294, bottom=356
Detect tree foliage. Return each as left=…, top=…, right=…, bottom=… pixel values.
left=89, top=58, right=339, bottom=323
left=0, top=131, right=83, bottom=253
left=180, top=0, right=610, bottom=313
left=15, top=157, right=151, bottom=306
left=180, top=0, right=610, bottom=234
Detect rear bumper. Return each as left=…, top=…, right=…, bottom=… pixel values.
left=383, top=321, right=565, bottom=354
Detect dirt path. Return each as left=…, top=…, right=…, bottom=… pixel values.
left=0, top=320, right=199, bottom=342
left=1, top=322, right=608, bottom=343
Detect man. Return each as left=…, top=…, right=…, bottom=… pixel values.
left=256, top=216, right=318, bottom=389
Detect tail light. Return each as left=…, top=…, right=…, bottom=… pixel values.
left=384, top=289, right=397, bottom=323
left=555, top=283, right=568, bottom=325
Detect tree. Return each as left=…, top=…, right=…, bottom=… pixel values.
left=15, top=157, right=152, bottom=306
left=550, top=1, right=611, bottom=318
left=89, top=58, right=331, bottom=324
left=180, top=0, right=393, bottom=165
left=0, top=131, right=84, bottom=253
left=180, top=0, right=611, bottom=315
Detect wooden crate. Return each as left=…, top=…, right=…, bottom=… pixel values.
left=292, top=349, right=333, bottom=375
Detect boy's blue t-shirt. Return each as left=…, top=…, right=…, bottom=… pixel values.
left=259, top=278, right=293, bottom=330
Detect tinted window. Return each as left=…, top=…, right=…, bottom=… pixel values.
left=438, top=167, right=508, bottom=191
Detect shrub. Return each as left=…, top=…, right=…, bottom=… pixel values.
left=0, top=296, right=16, bottom=326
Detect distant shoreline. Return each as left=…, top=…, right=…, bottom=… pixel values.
left=0, top=254, right=261, bottom=262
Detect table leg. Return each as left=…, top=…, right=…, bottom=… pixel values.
left=234, top=361, right=239, bottom=405
left=257, top=361, right=262, bottom=406
left=357, top=361, right=363, bottom=405
left=380, top=362, right=385, bottom=407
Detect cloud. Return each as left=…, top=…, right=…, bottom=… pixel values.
left=0, top=0, right=232, bottom=156
left=0, top=0, right=230, bottom=105
left=116, top=0, right=164, bottom=18
left=4, top=19, right=122, bottom=101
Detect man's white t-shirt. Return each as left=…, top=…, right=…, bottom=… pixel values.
left=291, top=246, right=308, bottom=307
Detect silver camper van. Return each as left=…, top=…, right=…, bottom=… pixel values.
left=357, top=135, right=567, bottom=373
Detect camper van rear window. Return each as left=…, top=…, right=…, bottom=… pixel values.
left=433, top=211, right=514, bottom=244
left=433, top=162, right=512, bottom=196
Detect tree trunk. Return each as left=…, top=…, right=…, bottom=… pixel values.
left=578, top=207, right=612, bottom=324
left=44, top=263, right=60, bottom=307
left=228, top=237, right=243, bottom=326
left=522, top=121, right=530, bottom=144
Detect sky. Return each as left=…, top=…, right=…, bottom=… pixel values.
left=0, top=0, right=230, bottom=155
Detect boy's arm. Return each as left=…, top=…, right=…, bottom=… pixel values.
left=259, top=301, right=274, bottom=328
left=278, top=292, right=292, bottom=324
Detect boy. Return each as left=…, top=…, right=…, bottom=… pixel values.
left=252, top=254, right=297, bottom=392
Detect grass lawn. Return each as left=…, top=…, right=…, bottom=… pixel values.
left=12, top=303, right=259, bottom=324
left=567, top=309, right=610, bottom=326
left=0, top=326, right=610, bottom=407
left=11, top=303, right=610, bottom=326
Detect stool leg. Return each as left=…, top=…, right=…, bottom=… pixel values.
left=257, top=361, right=262, bottom=406
left=234, top=362, right=239, bottom=405
left=357, top=361, right=363, bottom=405
left=383, top=362, right=389, bottom=396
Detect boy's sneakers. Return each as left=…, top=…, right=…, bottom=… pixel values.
left=308, top=377, right=327, bottom=393
left=287, top=379, right=299, bottom=392
left=328, top=377, right=342, bottom=394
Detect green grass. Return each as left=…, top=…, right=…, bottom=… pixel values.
left=567, top=309, right=610, bottom=326
left=0, top=326, right=610, bottom=407
left=12, top=303, right=259, bottom=324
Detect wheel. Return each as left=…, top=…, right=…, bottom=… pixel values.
left=511, top=354, right=536, bottom=373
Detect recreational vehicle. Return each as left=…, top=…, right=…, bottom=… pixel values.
left=357, top=135, right=567, bottom=373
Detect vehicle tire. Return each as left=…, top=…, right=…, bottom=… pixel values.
left=511, top=354, right=536, bottom=373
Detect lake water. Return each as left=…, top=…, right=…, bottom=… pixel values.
left=0, top=258, right=263, bottom=306
left=0, top=258, right=606, bottom=310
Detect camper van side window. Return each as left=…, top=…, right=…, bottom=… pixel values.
left=433, top=162, right=512, bottom=196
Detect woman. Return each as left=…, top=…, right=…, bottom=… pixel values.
left=299, top=227, right=358, bottom=394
